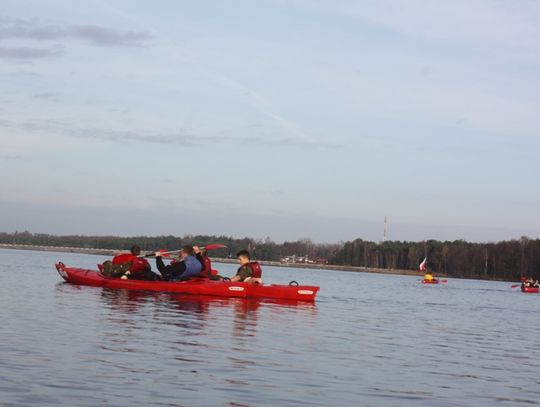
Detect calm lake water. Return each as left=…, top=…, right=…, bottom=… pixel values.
left=1, top=248, right=539, bottom=407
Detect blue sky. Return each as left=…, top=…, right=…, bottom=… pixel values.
left=1, top=0, right=539, bottom=242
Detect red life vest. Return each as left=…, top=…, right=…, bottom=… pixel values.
left=112, top=253, right=136, bottom=265
left=131, top=257, right=150, bottom=273
left=247, top=262, right=262, bottom=278
left=111, top=253, right=149, bottom=275
left=200, top=255, right=212, bottom=278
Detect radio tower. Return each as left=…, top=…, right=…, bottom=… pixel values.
left=383, top=216, right=388, bottom=242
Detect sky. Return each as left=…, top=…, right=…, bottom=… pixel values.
left=1, top=0, right=540, bottom=243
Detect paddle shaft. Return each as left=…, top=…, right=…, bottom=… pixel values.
left=143, top=244, right=227, bottom=258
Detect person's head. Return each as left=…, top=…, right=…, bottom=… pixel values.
left=180, top=245, right=194, bottom=258
left=130, top=245, right=141, bottom=256
left=236, top=250, right=251, bottom=266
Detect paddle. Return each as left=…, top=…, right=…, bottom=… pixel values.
left=143, top=249, right=175, bottom=258
left=510, top=284, right=521, bottom=288
left=204, top=244, right=227, bottom=251
left=144, top=244, right=227, bottom=258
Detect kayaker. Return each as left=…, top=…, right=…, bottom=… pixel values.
left=102, top=245, right=159, bottom=280
left=522, top=277, right=539, bottom=288
left=424, top=271, right=435, bottom=282
left=194, top=246, right=212, bottom=278
left=230, top=250, right=263, bottom=284
left=155, top=245, right=204, bottom=281
left=194, top=246, right=223, bottom=280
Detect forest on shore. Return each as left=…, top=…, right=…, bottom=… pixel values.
left=1, top=231, right=538, bottom=281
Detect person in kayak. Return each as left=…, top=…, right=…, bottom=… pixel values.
left=424, top=271, right=435, bottom=282
left=230, top=250, right=263, bottom=284
left=102, top=245, right=159, bottom=280
left=155, top=245, right=204, bottom=281
left=194, top=246, right=224, bottom=280
left=522, top=277, right=539, bottom=288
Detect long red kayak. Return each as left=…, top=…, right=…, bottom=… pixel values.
left=55, top=263, right=319, bottom=301
left=521, top=285, right=539, bottom=293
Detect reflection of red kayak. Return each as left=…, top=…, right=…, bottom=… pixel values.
left=422, top=279, right=439, bottom=284
left=55, top=263, right=319, bottom=301
left=521, top=285, right=539, bottom=293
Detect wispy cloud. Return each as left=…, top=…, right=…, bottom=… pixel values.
left=0, top=17, right=153, bottom=47
left=0, top=117, right=338, bottom=149
left=31, top=92, right=59, bottom=101
left=0, top=44, right=62, bottom=59
left=0, top=153, right=23, bottom=160
left=93, top=1, right=324, bottom=150
left=72, top=126, right=338, bottom=149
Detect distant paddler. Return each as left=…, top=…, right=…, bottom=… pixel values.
left=423, top=271, right=436, bottom=282
left=522, top=277, right=539, bottom=290
left=418, top=256, right=437, bottom=283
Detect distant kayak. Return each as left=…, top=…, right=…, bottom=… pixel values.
left=55, top=262, right=319, bottom=301
left=422, top=279, right=439, bottom=284
left=521, top=285, right=539, bottom=293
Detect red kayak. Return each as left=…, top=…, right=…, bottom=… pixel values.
left=55, top=263, right=319, bottom=301
left=422, top=279, right=439, bottom=284
left=521, top=285, right=539, bottom=293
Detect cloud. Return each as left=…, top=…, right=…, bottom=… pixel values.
left=32, top=92, right=58, bottom=101
left=0, top=117, right=338, bottom=149
left=71, top=126, right=338, bottom=149
left=0, top=44, right=62, bottom=59
left=0, top=153, right=23, bottom=160
left=0, top=17, right=153, bottom=47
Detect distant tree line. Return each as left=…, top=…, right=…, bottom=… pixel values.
left=1, top=231, right=538, bottom=281
left=332, top=237, right=539, bottom=281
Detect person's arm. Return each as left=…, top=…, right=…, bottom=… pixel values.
left=193, top=247, right=205, bottom=269
left=155, top=254, right=186, bottom=277
left=155, top=255, right=168, bottom=274
left=195, top=253, right=205, bottom=268
left=231, top=265, right=252, bottom=282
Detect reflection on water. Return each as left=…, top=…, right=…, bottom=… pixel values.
left=2, top=249, right=540, bottom=407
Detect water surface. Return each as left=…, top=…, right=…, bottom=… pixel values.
left=1, top=249, right=539, bottom=406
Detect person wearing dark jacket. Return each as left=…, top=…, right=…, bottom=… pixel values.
left=155, top=245, right=204, bottom=281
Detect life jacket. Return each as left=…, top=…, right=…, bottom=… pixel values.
left=130, top=257, right=150, bottom=273
left=111, top=253, right=149, bottom=278
left=112, top=253, right=135, bottom=265
left=199, top=255, right=212, bottom=277
left=248, top=262, right=262, bottom=279
left=183, top=255, right=203, bottom=278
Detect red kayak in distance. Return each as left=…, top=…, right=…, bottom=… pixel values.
left=422, top=279, right=439, bottom=284
left=521, top=285, right=539, bottom=293
left=55, top=263, right=320, bottom=302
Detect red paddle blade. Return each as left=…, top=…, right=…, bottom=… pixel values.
left=204, top=244, right=227, bottom=251
left=510, top=284, right=521, bottom=288
left=158, top=249, right=171, bottom=258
